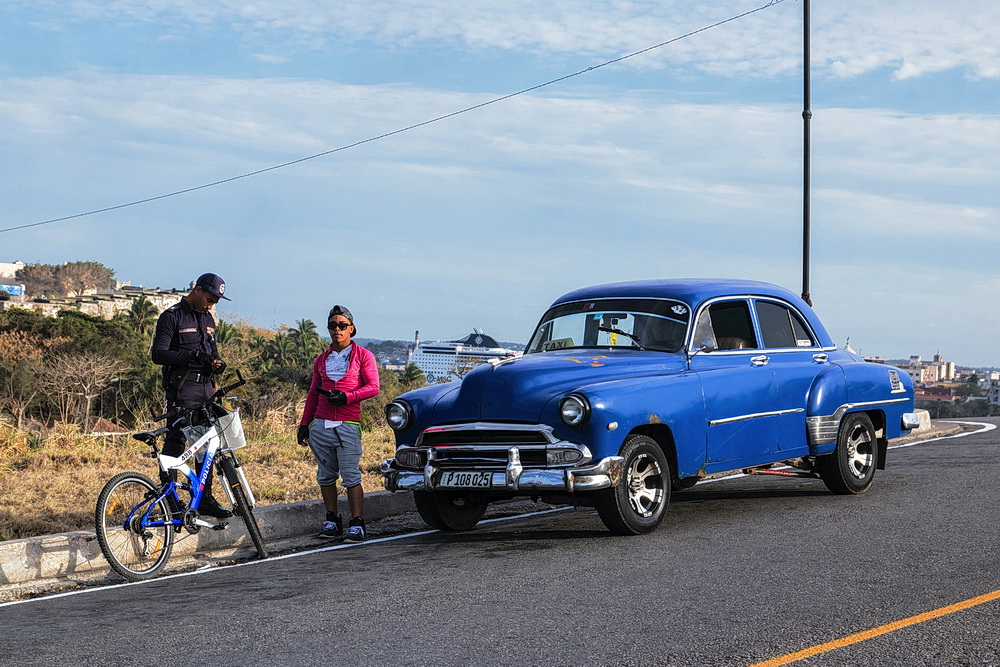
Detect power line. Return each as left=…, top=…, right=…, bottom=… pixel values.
left=1, top=0, right=789, bottom=235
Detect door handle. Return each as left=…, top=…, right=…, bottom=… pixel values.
left=812, top=353, right=829, bottom=363
left=751, top=355, right=769, bottom=366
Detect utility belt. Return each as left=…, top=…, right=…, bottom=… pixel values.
left=169, top=368, right=214, bottom=388
left=186, top=372, right=214, bottom=384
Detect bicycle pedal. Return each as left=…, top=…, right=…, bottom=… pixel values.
left=211, top=522, right=229, bottom=531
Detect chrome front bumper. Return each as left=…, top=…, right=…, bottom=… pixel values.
left=381, top=452, right=625, bottom=494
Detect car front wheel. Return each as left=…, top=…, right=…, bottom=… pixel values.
left=594, top=435, right=671, bottom=535
left=818, top=412, right=878, bottom=494
left=413, top=491, right=488, bottom=531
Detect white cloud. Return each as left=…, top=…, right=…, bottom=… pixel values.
left=12, top=1, right=1000, bottom=80
left=251, top=54, right=290, bottom=64
left=2, top=0, right=999, bottom=360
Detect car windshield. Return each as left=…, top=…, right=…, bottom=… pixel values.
left=526, top=298, right=691, bottom=354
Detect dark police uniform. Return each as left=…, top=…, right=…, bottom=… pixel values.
left=151, top=297, right=221, bottom=457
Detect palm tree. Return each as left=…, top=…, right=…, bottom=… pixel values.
left=401, top=363, right=427, bottom=388
left=267, top=333, right=296, bottom=367
left=290, top=318, right=323, bottom=365
left=127, top=296, right=158, bottom=336
left=216, top=320, right=244, bottom=346
left=290, top=318, right=318, bottom=341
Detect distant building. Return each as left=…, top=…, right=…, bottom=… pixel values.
left=903, top=352, right=958, bottom=384
left=915, top=385, right=956, bottom=403
left=0, top=282, right=187, bottom=319
left=408, top=328, right=521, bottom=383
left=989, top=381, right=1000, bottom=406
left=0, top=260, right=25, bottom=280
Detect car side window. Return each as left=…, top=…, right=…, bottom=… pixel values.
left=694, top=300, right=757, bottom=350
left=756, top=300, right=815, bottom=349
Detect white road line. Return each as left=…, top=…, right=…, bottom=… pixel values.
left=889, top=420, right=995, bottom=449
left=0, top=506, right=571, bottom=609
left=3, top=423, right=991, bottom=609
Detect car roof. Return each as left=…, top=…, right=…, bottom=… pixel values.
left=549, top=279, right=834, bottom=346
left=551, top=279, right=800, bottom=305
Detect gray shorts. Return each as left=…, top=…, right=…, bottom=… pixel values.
left=308, top=421, right=363, bottom=488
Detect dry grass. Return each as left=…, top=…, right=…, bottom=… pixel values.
left=0, top=419, right=397, bottom=541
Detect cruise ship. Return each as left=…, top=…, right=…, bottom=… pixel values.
left=408, top=328, right=522, bottom=383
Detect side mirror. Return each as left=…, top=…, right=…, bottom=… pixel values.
left=685, top=338, right=716, bottom=368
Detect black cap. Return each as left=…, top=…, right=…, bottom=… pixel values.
left=328, top=305, right=353, bottom=323
left=195, top=273, right=231, bottom=301
left=328, top=305, right=355, bottom=336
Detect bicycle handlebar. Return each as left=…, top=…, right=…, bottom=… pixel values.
left=152, top=369, right=248, bottom=424
left=211, top=368, right=246, bottom=403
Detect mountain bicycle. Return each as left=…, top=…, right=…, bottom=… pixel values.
left=95, top=370, right=269, bottom=581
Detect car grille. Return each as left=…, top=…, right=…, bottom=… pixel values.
left=414, top=424, right=557, bottom=469
left=430, top=446, right=549, bottom=468
left=419, top=428, right=549, bottom=448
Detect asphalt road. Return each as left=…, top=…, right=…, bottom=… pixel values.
left=3, top=419, right=999, bottom=667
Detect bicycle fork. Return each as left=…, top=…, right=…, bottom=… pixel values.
left=216, top=452, right=257, bottom=509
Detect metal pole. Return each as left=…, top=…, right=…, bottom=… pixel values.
left=801, top=0, right=812, bottom=306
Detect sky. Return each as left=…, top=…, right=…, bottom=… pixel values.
left=1, top=0, right=999, bottom=366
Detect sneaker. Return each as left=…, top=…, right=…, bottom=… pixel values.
left=344, top=518, right=367, bottom=543
left=318, top=516, right=343, bottom=539
left=199, top=498, right=233, bottom=519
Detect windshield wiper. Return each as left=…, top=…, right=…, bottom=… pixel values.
left=598, top=326, right=644, bottom=350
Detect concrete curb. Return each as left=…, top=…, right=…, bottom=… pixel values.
left=0, top=490, right=415, bottom=603
left=0, top=411, right=960, bottom=602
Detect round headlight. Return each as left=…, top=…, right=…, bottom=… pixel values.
left=559, top=394, right=590, bottom=427
left=384, top=400, right=413, bottom=431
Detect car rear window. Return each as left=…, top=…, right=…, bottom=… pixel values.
left=757, top=300, right=815, bottom=349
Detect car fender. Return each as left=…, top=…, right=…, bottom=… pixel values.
left=806, top=360, right=914, bottom=454
left=838, top=361, right=915, bottom=439
left=540, top=371, right=708, bottom=478
left=804, top=363, right=849, bottom=456
left=391, top=383, right=460, bottom=446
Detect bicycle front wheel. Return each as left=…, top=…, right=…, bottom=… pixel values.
left=95, top=472, right=175, bottom=581
left=218, top=455, right=269, bottom=559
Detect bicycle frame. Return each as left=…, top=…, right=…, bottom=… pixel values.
left=121, top=420, right=225, bottom=533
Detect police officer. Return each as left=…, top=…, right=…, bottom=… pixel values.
left=151, top=272, right=233, bottom=519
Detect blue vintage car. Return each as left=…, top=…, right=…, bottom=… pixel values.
left=381, top=279, right=919, bottom=535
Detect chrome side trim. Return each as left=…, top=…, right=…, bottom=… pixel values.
left=709, top=408, right=804, bottom=427
left=806, top=399, right=911, bottom=445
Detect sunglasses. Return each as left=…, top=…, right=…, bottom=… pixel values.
left=327, top=322, right=352, bottom=331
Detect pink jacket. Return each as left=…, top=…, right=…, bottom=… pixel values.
left=300, top=344, right=380, bottom=425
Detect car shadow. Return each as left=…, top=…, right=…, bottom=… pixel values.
left=672, top=483, right=832, bottom=503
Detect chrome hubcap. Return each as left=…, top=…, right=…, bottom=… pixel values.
left=846, top=425, right=874, bottom=479
left=626, top=452, right=664, bottom=517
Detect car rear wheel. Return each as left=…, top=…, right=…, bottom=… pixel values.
left=818, top=412, right=878, bottom=494
left=595, top=435, right=671, bottom=535
left=414, top=491, right=488, bottom=531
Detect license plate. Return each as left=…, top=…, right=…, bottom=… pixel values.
left=438, top=471, right=492, bottom=488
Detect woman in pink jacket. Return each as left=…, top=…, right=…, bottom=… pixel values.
left=297, top=305, right=380, bottom=542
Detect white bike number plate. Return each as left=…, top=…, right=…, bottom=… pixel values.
left=438, top=471, right=492, bottom=488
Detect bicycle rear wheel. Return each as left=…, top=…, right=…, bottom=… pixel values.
left=95, top=472, right=175, bottom=581
left=218, top=455, right=269, bottom=559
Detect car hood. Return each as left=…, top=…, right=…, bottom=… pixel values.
left=430, top=349, right=687, bottom=423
